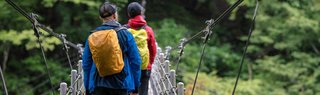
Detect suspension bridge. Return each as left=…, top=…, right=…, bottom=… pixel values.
left=57, top=46, right=185, bottom=95
left=0, top=0, right=261, bottom=95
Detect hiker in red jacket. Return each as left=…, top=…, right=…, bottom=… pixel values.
left=126, top=2, right=157, bottom=95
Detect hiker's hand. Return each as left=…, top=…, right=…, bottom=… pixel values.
left=130, top=93, right=138, bottom=95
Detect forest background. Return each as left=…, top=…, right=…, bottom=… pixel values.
left=0, top=0, right=320, bottom=95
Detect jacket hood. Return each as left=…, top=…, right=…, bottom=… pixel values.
left=101, top=20, right=121, bottom=28
left=128, top=15, right=147, bottom=29
left=93, top=20, right=121, bottom=32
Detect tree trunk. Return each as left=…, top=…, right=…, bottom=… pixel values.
left=310, top=43, right=319, bottom=54
left=141, top=0, right=147, bottom=18
left=2, top=45, right=10, bottom=71
left=141, top=0, right=147, bottom=8
left=247, top=62, right=253, bottom=80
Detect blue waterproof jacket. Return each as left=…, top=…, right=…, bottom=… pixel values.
left=82, top=20, right=141, bottom=93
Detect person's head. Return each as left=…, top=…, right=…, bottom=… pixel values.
left=99, top=2, right=118, bottom=22
left=127, top=2, right=144, bottom=18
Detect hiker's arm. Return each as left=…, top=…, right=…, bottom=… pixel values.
left=82, top=40, right=93, bottom=92
left=146, top=26, right=157, bottom=68
left=126, top=31, right=142, bottom=89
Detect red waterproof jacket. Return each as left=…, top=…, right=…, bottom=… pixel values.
left=128, top=15, right=157, bottom=70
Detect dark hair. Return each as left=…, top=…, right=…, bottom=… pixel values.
left=99, top=2, right=117, bottom=18
left=127, top=2, right=144, bottom=18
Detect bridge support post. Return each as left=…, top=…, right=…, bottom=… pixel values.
left=77, top=60, right=84, bottom=94
left=150, top=76, right=158, bottom=95
left=165, top=46, right=172, bottom=60
left=177, top=82, right=184, bottom=95
left=157, top=47, right=162, bottom=56
left=59, top=82, right=67, bottom=95
left=169, top=70, right=176, bottom=95
left=160, top=53, right=165, bottom=63
left=164, top=60, right=170, bottom=94
left=71, top=70, right=77, bottom=95
left=159, top=53, right=166, bottom=94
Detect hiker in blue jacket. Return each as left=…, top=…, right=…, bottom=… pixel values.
left=82, top=2, right=141, bottom=95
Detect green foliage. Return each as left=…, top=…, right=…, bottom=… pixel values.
left=255, top=53, right=320, bottom=94
left=152, top=19, right=188, bottom=47
left=1, top=0, right=320, bottom=94
left=42, top=0, right=127, bottom=8
left=0, top=29, right=61, bottom=51
left=226, top=0, right=320, bottom=94
left=4, top=55, right=69, bottom=94
left=182, top=72, right=287, bottom=95
left=169, top=0, right=320, bottom=94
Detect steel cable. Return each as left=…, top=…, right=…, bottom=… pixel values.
left=231, top=0, right=259, bottom=95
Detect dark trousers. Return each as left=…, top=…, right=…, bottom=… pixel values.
left=138, top=70, right=151, bottom=95
left=93, top=87, right=128, bottom=95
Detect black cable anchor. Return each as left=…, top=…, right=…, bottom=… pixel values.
left=202, top=19, right=214, bottom=43
left=60, top=34, right=73, bottom=70
left=191, top=19, right=214, bottom=95
left=175, top=38, right=186, bottom=74
left=77, top=44, right=84, bottom=57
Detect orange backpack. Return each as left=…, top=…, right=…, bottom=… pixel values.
left=88, top=28, right=125, bottom=77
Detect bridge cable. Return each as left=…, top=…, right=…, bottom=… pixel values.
left=31, top=13, right=55, bottom=95
left=4, top=0, right=55, bottom=94
left=2, top=0, right=82, bottom=94
left=5, top=0, right=84, bottom=79
left=0, top=65, right=8, bottom=95
left=191, top=20, right=212, bottom=95
left=61, top=34, right=73, bottom=70
left=173, top=0, right=244, bottom=76
left=231, top=0, right=259, bottom=95
left=190, top=0, right=244, bottom=94
left=4, top=0, right=82, bottom=52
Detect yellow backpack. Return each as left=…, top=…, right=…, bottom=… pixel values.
left=127, top=28, right=150, bottom=70
left=88, top=28, right=124, bottom=77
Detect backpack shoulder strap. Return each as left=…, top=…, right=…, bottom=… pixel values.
left=122, top=24, right=146, bottom=30
left=141, top=25, right=147, bottom=29
left=90, top=30, right=97, bottom=34
left=114, top=26, right=128, bottom=32
left=122, top=24, right=130, bottom=28
left=114, top=26, right=128, bottom=57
